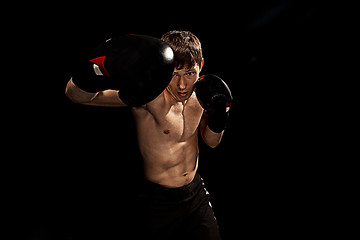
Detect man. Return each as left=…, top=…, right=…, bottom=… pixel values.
left=65, top=30, right=232, bottom=240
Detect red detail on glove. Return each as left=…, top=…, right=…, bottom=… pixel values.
left=89, top=56, right=110, bottom=77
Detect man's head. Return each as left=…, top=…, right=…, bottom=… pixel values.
left=161, top=30, right=204, bottom=102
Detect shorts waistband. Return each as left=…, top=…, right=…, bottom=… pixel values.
left=141, top=172, right=202, bottom=201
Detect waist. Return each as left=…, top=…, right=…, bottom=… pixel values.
left=142, top=154, right=199, bottom=188
left=141, top=171, right=202, bottom=201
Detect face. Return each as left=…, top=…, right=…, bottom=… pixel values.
left=166, top=60, right=204, bottom=102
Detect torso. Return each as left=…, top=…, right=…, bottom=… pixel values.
left=131, top=90, right=204, bottom=188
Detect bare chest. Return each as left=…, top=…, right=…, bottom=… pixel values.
left=131, top=92, right=204, bottom=145
left=160, top=103, right=202, bottom=140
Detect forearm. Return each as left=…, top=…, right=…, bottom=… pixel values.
left=200, top=113, right=223, bottom=148
left=202, top=125, right=223, bottom=148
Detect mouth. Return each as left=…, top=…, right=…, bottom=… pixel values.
left=177, top=92, right=188, bottom=97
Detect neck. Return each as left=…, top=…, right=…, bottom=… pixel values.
left=165, top=87, right=188, bottom=105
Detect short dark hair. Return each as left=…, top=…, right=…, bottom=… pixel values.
left=161, top=30, right=202, bottom=70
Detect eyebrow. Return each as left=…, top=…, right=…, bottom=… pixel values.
left=174, top=68, right=196, bottom=73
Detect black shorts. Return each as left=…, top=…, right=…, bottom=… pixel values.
left=136, top=172, right=221, bottom=240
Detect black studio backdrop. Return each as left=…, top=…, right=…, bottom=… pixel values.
left=10, top=1, right=339, bottom=239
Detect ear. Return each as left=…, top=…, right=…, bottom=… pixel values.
left=199, top=58, right=204, bottom=72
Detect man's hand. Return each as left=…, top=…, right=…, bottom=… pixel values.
left=195, top=74, right=232, bottom=133
left=70, top=34, right=174, bottom=107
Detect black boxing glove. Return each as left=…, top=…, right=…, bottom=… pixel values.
left=72, top=55, right=112, bottom=93
left=72, top=34, right=175, bottom=106
left=195, top=74, right=233, bottom=133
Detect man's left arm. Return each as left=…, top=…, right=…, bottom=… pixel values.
left=196, top=74, right=232, bottom=148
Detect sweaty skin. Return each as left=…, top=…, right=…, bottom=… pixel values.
left=65, top=62, right=223, bottom=188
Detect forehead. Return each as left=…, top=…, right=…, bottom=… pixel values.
left=174, top=63, right=200, bottom=73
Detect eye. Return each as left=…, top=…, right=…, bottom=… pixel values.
left=186, top=71, right=196, bottom=76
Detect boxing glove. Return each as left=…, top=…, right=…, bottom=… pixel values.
left=72, top=34, right=175, bottom=106
left=195, top=74, right=233, bottom=133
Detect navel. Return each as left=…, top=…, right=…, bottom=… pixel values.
left=163, top=129, right=170, bottom=134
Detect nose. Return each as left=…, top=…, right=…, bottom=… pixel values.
left=178, top=76, right=187, bottom=90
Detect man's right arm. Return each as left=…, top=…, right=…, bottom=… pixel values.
left=65, top=78, right=127, bottom=107
left=65, top=35, right=174, bottom=107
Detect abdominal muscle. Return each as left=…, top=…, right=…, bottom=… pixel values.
left=139, top=133, right=199, bottom=188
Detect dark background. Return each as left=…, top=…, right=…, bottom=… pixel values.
left=8, top=1, right=346, bottom=239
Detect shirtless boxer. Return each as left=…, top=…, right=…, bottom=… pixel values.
left=65, top=30, right=232, bottom=240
